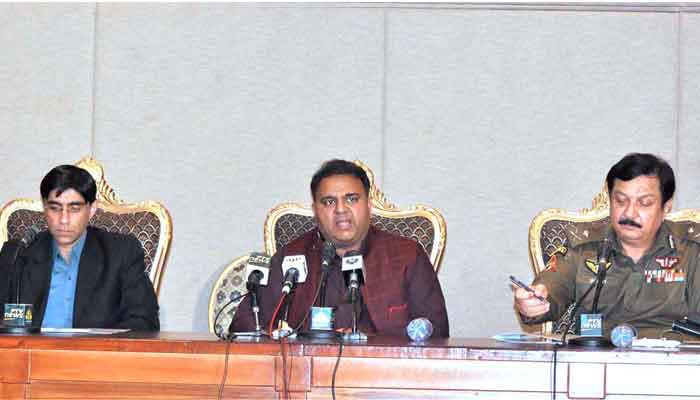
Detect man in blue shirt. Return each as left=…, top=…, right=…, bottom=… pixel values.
left=0, top=165, right=159, bottom=330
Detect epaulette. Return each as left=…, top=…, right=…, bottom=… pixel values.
left=668, top=220, right=700, bottom=245
left=544, top=244, right=567, bottom=272
left=564, top=219, right=610, bottom=249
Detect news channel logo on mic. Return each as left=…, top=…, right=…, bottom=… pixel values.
left=406, top=317, right=433, bottom=342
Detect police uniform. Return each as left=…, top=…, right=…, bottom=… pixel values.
left=525, top=220, right=700, bottom=337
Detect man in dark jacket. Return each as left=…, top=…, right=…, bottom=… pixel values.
left=0, top=165, right=159, bottom=330
left=230, top=159, right=448, bottom=337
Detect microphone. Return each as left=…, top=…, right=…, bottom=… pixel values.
left=406, top=318, right=433, bottom=342
left=1, top=225, right=41, bottom=333
left=245, top=252, right=271, bottom=290
left=281, top=255, right=308, bottom=294
left=18, top=226, right=40, bottom=248
left=13, top=225, right=40, bottom=304
left=321, top=240, right=335, bottom=271
left=611, top=324, right=637, bottom=348
left=341, top=251, right=364, bottom=301
left=318, top=241, right=335, bottom=307
left=228, top=252, right=271, bottom=338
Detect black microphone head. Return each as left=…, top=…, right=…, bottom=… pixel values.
left=19, top=225, right=40, bottom=248
left=246, top=270, right=264, bottom=287
left=597, top=237, right=612, bottom=277
left=343, top=250, right=361, bottom=258
left=321, top=240, right=336, bottom=270
left=284, top=267, right=299, bottom=283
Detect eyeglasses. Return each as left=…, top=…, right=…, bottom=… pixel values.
left=44, top=202, right=88, bottom=214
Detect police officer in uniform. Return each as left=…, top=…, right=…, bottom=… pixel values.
left=515, top=153, right=700, bottom=338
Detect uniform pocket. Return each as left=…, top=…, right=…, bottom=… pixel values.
left=623, top=271, right=686, bottom=318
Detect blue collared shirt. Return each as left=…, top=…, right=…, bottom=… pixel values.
left=42, top=233, right=86, bottom=328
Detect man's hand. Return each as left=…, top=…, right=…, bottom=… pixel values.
left=514, top=284, right=550, bottom=318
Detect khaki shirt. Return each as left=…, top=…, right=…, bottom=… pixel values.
left=531, top=220, right=700, bottom=336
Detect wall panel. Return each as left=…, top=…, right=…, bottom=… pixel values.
left=679, top=12, right=700, bottom=210
left=92, top=4, right=384, bottom=330
left=0, top=4, right=94, bottom=198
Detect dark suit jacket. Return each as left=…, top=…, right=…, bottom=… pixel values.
left=231, top=227, right=449, bottom=337
left=0, top=226, right=159, bottom=330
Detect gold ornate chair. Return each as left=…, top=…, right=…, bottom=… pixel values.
left=528, top=186, right=700, bottom=334
left=208, top=254, right=252, bottom=336
left=208, top=160, right=447, bottom=335
left=0, top=156, right=173, bottom=296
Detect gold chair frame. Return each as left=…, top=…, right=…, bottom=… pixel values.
left=207, top=254, right=250, bottom=334
left=528, top=185, right=700, bottom=334
left=0, top=156, right=173, bottom=296
left=263, top=160, right=447, bottom=272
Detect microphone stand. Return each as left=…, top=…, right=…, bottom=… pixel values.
left=591, top=265, right=606, bottom=314
left=318, top=269, right=330, bottom=307
left=304, top=263, right=339, bottom=340
left=0, top=243, right=40, bottom=334
left=566, top=266, right=612, bottom=347
left=250, top=290, right=262, bottom=335
left=343, top=271, right=367, bottom=341
left=275, top=292, right=296, bottom=339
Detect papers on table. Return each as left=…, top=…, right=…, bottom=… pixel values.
left=493, top=332, right=563, bottom=344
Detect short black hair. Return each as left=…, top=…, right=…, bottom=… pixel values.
left=40, top=165, right=97, bottom=203
left=606, top=153, right=675, bottom=204
left=310, top=159, right=370, bottom=201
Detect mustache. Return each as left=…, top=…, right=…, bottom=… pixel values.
left=618, top=218, right=642, bottom=228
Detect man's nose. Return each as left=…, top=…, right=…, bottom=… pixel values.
left=622, top=202, right=638, bottom=219
left=59, top=209, right=70, bottom=224
left=335, top=200, right=348, bottom=213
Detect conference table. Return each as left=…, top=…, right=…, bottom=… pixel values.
left=0, top=331, right=698, bottom=399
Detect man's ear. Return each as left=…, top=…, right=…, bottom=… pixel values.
left=89, top=202, right=98, bottom=218
left=663, top=199, right=673, bottom=214
left=311, top=202, right=319, bottom=220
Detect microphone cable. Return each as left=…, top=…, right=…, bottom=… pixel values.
left=278, top=335, right=294, bottom=400
left=268, top=293, right=288, bottom=336
left=550, top=342, right=559, bottom=400
left=331, top=337, right=345, bottom=400
left=212, top=291, right=249, bottom=340
left=212, top=291, right=248, bottom=400
left=292, top=276, right=325, bottom=333
left=273, top=273, right=332, bottom=399
left=217, top=336, right=233, bottom=400
left=560, top=277, right=599, bottom=344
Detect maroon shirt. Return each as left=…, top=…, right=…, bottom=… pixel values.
left=230, top=227, right=449, bottom=337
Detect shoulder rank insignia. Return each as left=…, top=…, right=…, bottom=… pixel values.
left=655, top=256, right=679, bottom=270
left=585, top=258, right=613, bottom=275
left=545, top=245, right=568, bottom=272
